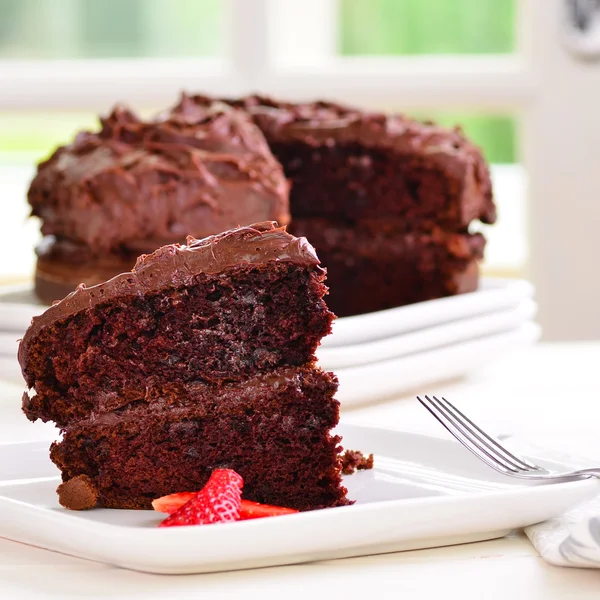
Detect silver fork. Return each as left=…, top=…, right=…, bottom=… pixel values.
left=417, top=395, right=600, bottom=482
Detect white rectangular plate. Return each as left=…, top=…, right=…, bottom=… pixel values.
left=335, top=322, right=541, bottom=406
left=0, top=422, right=597, bottom=575
left=323, top=278, right=534, bottom=347
left=317, top=299, right=537, bottom=369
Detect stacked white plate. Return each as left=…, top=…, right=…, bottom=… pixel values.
left=317, top=277, right=539, bottom=405
left=0, top=278, right=539, bottom=405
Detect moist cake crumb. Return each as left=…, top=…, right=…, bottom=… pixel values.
left=341, top=450, right=375, bottom=475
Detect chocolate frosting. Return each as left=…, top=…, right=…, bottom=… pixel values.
left=18, top=222, right=319, bottom=372
left=68, top=366, right=333, bottom=428
left=27, top=101, right=290, bottom=253
left=209, top=94, right=496, bottom=226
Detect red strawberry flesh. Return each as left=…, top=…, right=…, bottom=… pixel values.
left=239, top=500, right=299, bottom=520
left=159, top=469, right=243, bottom=528
left=153, top=471, right=299, bottom=526
left=152, top=492, right=195, bottom=514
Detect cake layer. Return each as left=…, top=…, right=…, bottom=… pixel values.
left=49, top=366, right=349, bottom=511
left=272, top=139, right=491, bottom=228
left=195, top=95, right=495, bottom=228
left=28, top=103, right=289, bottom=254
left=20, top=224, right=334, bottom=426
left=290, top=219, right=485, bottom=317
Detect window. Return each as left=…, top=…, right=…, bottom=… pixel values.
left=340, top=0, right=516, bottom=56
left=0, top=0, right=223, bottom=59
left=3, top=0, right=595, bottom=338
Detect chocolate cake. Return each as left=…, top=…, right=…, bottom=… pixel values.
left=212, top=94, right=496, bottom=316
left=28, top=102, right=289, bottom=304
left=19, top=222, right=350, bottom=511
left=29, top=92, right=495, bottom=317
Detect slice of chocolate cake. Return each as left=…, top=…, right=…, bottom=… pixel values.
left=29, top=102, right=289, bottom=304
left=19, top=222, right=349, bottom=511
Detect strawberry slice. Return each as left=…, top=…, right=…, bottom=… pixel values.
left=153, top=476, right=299, bottom=523
left=239, top=500, right=299, bottom=520
left=159, top=469, right=243, bottom=528
left=152, top=491, right=195, bottom=514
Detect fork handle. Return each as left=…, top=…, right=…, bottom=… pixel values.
left=569, top=468, right=600, bottom=479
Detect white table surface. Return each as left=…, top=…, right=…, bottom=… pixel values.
left=1, top=342, right=600, bottom=599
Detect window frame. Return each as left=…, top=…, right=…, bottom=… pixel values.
left=0, top=0, right=532, bottom=110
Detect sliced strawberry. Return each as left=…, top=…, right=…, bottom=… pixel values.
left=239, top=499, right=299, bottom=520
left=159, top=469, right=243, bottom=528
left=153, top=495, right=298, bottom=519
left=153, top=475, right=299, bottom=524
left=152, top=491, right=195, bottom=514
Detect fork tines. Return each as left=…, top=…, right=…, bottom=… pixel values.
left=416, top=395, right=545, bottom=476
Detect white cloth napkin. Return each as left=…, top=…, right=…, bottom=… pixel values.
left=503, top=435, right=600, bottom=568
left=525, top=495, right=600, bottom=568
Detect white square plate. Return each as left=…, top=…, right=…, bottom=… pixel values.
left=0, top=422, right=597, bottom=575
left=323, top=278, right=534, bottom=347
left=317, top=299, right=537, bottom=369
left=335, top=322, right=541, bottom=406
